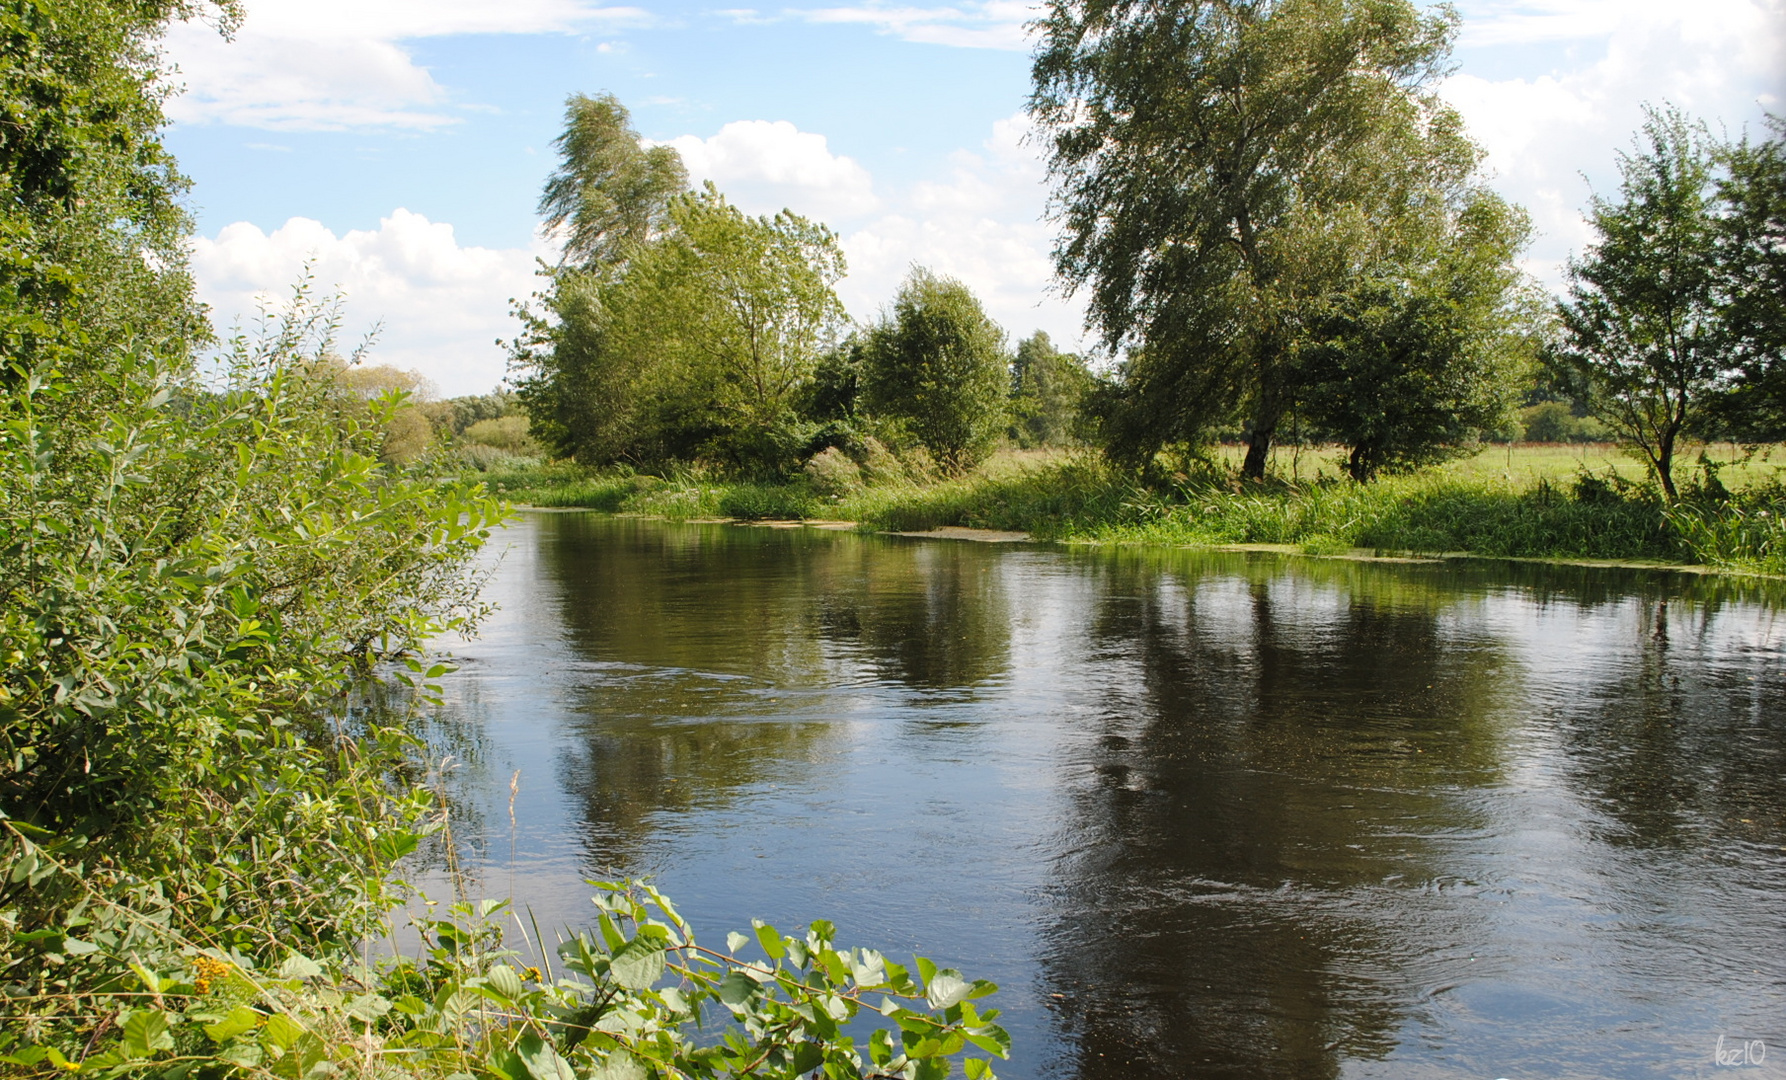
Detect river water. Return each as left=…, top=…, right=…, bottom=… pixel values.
left=422, top=512, right=1786, bottom=1079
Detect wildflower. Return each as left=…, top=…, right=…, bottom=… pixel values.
left=523, top=966, right=542, bottom=983
left=192, top=955, right=232, bottom=994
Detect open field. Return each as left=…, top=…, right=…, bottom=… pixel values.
left=1214, top=441, right=1786, bottom=489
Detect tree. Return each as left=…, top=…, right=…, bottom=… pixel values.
left=1009, top=331, right=1093, bottom=447
left=1705, top=115, right=1786, bottom=440
left=0, top=0, right=234, bottom=378
left=513, top=185, right=848, bottom=473
left=1030, top=0, right=1468, bottom=478
left=861, top=268, right=1010, bottom=475
left=1299, top=192, right=1537, bottom=481
left=539, top=92, right=687, bottom=271
left=1560, top=108, right=1726, bottom=501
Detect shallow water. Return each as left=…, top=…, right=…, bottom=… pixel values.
left=424, top=513, right=1786, bottom=1079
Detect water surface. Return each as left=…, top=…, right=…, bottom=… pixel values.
left=426, top=513, right=1786, bottom=1079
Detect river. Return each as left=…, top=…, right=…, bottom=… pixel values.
left=417, top=512, right=1785, bottom=1079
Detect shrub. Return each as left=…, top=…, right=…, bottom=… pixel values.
left=803, top=446, right=863, bottom=497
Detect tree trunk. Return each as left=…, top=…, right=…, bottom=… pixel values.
left=1241, top=427, right=1273, bottom=481
left=1347, top=444, right=1371, bottom=483
left=1656, top=426, right=1678, bottom=501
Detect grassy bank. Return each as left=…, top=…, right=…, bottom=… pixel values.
left=480, top=446, right=1786, bottom=576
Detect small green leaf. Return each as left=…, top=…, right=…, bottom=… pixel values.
left=205, top=1006, right=262, bottom=1043
left=607, top=936, right=664, bottom=990
left=753, top=920, right=786, bottom=960
left=717, top=970, right=758, bottom=1006
left=726, top=931, right=749, bottom=954
left=485, top=965, right=524, bottom=1000
left=278, top=953, right=322, bottom=980
left=121, top=1009, right=174, bottom=1058
left=588, top=1048, right=647, bottom=1080
left=519, top=1035, right=578, bottom=1080
left=61, top=937, right=99, bottom=956
left=925, top=969, right=971, bottom=1010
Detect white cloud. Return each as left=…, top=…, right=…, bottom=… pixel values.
left=798, top=0, right=1036, bottom=50
left=191, top=209, right=547, bottom=395
left=838, top=113, right=1086, bottom=352
left=161, top=0, right=650, bottom=131
left=1441, top=0, right=1786, bottom=288
left=665, top=120, right=880, bottom=219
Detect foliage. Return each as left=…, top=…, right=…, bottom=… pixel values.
left=805, top=446, right=864, bottom=498
left=1559, top=107, right=1726, bottom=501
left=1297, top=192, right=1539, bottom=480
left=1031, top=0, right=1487, bottom=478
left=1517, top=402, right=1607, bottom=444
left=513, top=186, right=848, bottom=476
left=0, top=286, right=503, bottom=846
left=1705, top=116, right=1786, bottom=441
left=539, top=93, right=688, bottom=271
left=1008, top=332, right=1092, bottom=449
left=861, top=269, right=1009, bottom=476
left=1, top=848, right=1011, bottom=1080
left=0, top=0, right=234, bottom=376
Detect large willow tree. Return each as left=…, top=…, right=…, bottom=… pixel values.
left=1031, top=0, right=1526, bottom=478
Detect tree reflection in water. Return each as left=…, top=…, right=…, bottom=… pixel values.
left=424, top=515, right=1785, bottom=1080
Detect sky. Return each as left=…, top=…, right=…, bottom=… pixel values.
left=162, top=0, right=1786, bottom=396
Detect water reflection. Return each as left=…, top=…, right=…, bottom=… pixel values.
left=1041, top=553, right=1518, bottom=1078
left=429, top=515, right=1786, bottom=1080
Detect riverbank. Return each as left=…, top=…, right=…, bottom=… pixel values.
left=477, top=448, right=1786, bottom=577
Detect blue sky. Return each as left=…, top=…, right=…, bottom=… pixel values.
left=163, top=0, right=1786, bottom=395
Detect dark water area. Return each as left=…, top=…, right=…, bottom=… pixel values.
left=424, top=512, right=1786, bottom=1079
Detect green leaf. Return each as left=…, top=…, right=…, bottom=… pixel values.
left=260, top=1013, right=304, bottom=1053
left=121, top=1009, right=174, bottom=1058
left=753, top=920, right=786, bottom=960
left=925, top=969, right=971, bottom=1010
left=717, top=970, right=758, bottom=1007
left=964, top=1058, right=994, bottom=1079
left=589, top=1049, right=647, bottom=1080
left=61, top=937, right=99, bottom=955
left=278, top=953, right=322, bottom=980
left=205, top=1006, right=262, bottom=1043
left=725, top=931, right=749, bottom=954
left=485, top=964, right=524, bottom=999
left=519, top=1035, right=579, bottom=1080
left=607, top=936, right=665, bottom=990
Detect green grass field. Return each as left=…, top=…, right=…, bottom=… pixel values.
left=1216, top=441, right=1786, bottom=489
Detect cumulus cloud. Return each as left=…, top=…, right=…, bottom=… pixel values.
left=161, top=0, right=650, bottom=131
left=191, top=209, right=545, bottom=395
left=1441, top=0, right=1786, bottom=287
left=838, top=113, right=1086, bottom=352
left=798, top=0, right=1035, bottom=50
left=665, top=121, right=880, bottom=219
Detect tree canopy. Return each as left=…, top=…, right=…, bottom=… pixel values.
left=1559, top=108, right=1726, bottom=500
left=539, top=92, right=688, bottom=271
left=1030, top=0, right=1524, bottom=479
left=514, top=184, right=848, bottom=473
left=861, top=268, right=1011, bottom=475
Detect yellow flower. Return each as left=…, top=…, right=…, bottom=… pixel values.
left=192, top=955, right=233, bottom=994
